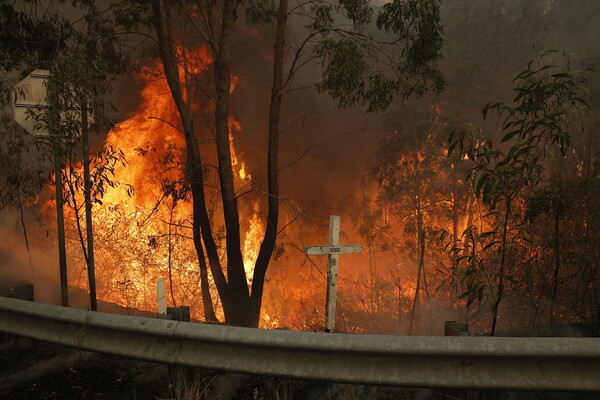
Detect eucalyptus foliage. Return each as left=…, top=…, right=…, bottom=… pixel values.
left=451, top=52, right=589, bottom=209
left=448, top=52, right=592, bottom=335
left=314, top=0, right=444, bottom=112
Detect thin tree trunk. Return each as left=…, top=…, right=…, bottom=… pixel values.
left=16, top=191, right=34, bottom=278
left=491, top=204, right=511, bottom=336
left=451, top=164, right=459, bottom=294
left=50, top=83, right=69, bottom=307
left=248, top=0, right=288, bottom=327
left=212, top=0, right=251, bottom=326
left=397, top=273, right=402, bottom=333
left=151, top=0, right=221, bottom=322
left=549, top=199, right=561, bottom=325
left=420, top=235, right=433, bottom=334
left=369, top=237, right=377, bottom=312
left=196, top=233, right=218, bottom=322
left=82, top=100, right=97, bottom=311
left=464, top=195, right=476, bottom=323
left=409, top=208, right=425, bottom=335
left=167, top=201, right=176, bottom=307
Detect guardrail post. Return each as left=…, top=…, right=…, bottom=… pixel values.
left=164, top=305, right=192, bottom=397
left=443, top=321, right=472, bottom=400
left=445, top=321, right=473, bottom=337
left=0, top=284, right=34, bottom=302
left=167, top=306, right=191, bottom=322
left=0, top=284, right=35, bottom=348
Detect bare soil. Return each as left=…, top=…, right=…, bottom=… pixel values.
left=0, top=339, right=168, bottom=399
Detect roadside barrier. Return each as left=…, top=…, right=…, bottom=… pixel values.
left=1, top=296, right=598, bottom=391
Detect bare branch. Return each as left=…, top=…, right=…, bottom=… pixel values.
left=279, top=113, right=368, bottom=172
left=147, top=116, right=184, bottom=133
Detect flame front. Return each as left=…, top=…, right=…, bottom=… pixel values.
left=49, top=49, right=456, bottom=333
left=58, top=48, right=264, bottom=321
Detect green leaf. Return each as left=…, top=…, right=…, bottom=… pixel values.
left=482, top=241, right=500, bottom=251
left=464, top=169, right=474, bottom=182
left=501, top=130, right=521, bottom=143
left=495, top=273, right=516, bottom=282
left=478, top=231, right=497, bottom=239
left=448, top=140, right=458, bottom=156
left=455, top=255, right=470, bottom=263
left=473, top=170, right=490, bottom=196
left=482, top=211, right=499, bottom=219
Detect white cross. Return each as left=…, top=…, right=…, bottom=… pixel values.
left=305, top=215, right=362, bottom=332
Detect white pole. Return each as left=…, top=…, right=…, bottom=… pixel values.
left=157, top=278, right=167, bottom=315
left=325, top=215, right=340, bottom=332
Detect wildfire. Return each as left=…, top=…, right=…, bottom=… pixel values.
left=55, top=47, right=265, bottom=322
left=44, top=47, right=440, bottom=334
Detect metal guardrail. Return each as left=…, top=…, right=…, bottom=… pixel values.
left=1, top=296, right=599, bottom=391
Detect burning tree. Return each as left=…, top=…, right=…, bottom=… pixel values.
left=2, top=0, right=600, bottom=336
left=372, top=102, right=455, bottom=334
left=88, top=0, right=443, bottom=326
left=107, top=0, right=446, bottom=327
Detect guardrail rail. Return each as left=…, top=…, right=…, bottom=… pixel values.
left=1, top=296, right=599, bottom=391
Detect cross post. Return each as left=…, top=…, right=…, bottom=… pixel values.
left=305, top=216, right=362, bottom=332
left=156, top=277, right=167, bottom=316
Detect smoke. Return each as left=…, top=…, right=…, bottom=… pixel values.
left=0, top=206, right=155, bottom=317
left=0, top=206, right=61, bottom=305
left=2, top=0, right=600, bottom=334
left=236, top=0, right=600, bottom=334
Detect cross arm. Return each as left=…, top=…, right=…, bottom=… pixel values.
left=305, top=244, right=362, bottom=255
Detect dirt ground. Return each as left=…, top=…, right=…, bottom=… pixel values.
left=0, top=339, right=169, bottom=399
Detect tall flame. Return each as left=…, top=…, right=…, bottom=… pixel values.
left=56, top=47, right=265, bottom=321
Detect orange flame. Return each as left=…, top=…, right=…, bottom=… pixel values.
left=55, top=47, right=265, bottom=322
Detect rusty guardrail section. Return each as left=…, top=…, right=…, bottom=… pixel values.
left=1, top=296, right=599, bottom=391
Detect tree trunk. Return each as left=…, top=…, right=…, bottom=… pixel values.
left=409, top=208, right=425, bottom=335
left=464, top=195, right=476, bottom=323
left=49, top=82, right=69, bottom=307
left=152, top=0, right=288, bottom=327
left=211, top=0, right=254, bottom=326
left=16, top=191, right=34, bottom=278
left=396, top=269, right=402, bottom=333
left=549, top=198, right=561, bottom=325
left=82, top=99, right=97, bottom=311
left=151, top=0, right=221, bottom=322
left=167, top=201, right=176, bottom=307
left=248, top=0, right=288, bottom=327
left=451, top=164, right=459, bottom=295
left=491, top=204, right=511, bottom=336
